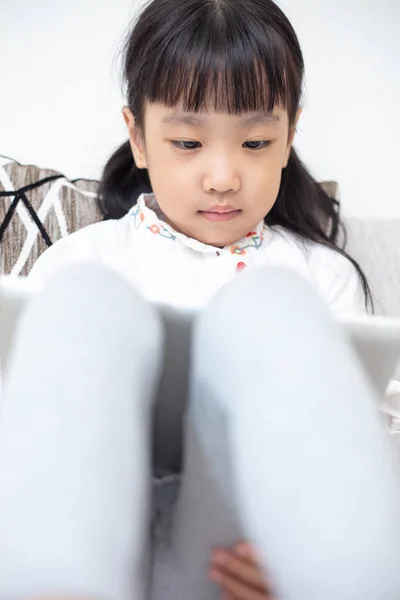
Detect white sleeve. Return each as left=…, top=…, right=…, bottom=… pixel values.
left=309, top=247, right=367, bottom=317
left=29, top=237, right=77, bottom=284
left=29, top=221, right=119, bottom=286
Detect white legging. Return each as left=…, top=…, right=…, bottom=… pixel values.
left=0, top=265, right=400, bottom=600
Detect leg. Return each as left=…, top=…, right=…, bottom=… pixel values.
left=0, top=266, right=163, bottom=600
left=193, top=267, right=400, bottom=599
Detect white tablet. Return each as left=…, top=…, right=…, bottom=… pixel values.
left=339, top=314, right=400, bottom=396
left=0, top=276, right=41, bottom=372
left=1, top=276, right=400, bottom=401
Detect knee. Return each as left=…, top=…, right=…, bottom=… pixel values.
left=8, top=265, right=164, bottom=393
left=194, top=266, right=328, bottom=354
left=21, top=264, right=162, bottom=346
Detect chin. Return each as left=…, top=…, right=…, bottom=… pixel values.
left=184, top=221, right=247, bottom=249
left=201, top=233, right=242, bottom=248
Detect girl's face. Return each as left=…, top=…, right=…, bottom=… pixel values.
left=123, top=102, right=301, bottom=247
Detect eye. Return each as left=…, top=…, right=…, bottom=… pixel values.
left=243, top=141, right=271, bottom=151
left=171, top=141, right=202, bottom=151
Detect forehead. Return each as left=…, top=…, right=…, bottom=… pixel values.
left=144, top=102, right=289, bottom=129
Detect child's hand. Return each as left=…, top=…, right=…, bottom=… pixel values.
left=209, top=542, right=275, bottom=599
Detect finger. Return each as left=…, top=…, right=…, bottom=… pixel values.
left=235, top=543, right=261, bottom=564
left=210, top=568, right=271, bottom=600
left=211, top=551, right=268, bottom=591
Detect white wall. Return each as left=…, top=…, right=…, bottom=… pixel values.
left=1, top=0, right=399, bottom=217
left=0, top=0, right=141, bottom=180
left=279, top=0, right=400, bottom=218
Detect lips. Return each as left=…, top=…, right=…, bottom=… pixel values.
left=199, top=206, right=241, bottom=223
left=206, top=205, right=237, bottom=214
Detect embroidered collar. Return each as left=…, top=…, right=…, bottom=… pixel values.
left=128, top=193, right=267, bottom=255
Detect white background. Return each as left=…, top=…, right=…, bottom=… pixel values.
left=1, top=0, right=399, bottom=217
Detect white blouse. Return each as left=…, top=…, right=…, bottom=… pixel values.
left=31, top=194, right=366, bottom=313
left=30, top=193, right=400, bottom=430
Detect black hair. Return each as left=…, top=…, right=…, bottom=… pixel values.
left=98, top=0, right=372, bottom=309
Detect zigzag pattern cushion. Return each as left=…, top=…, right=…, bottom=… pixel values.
left=0, top=154, right=339, bottom=277
left=0, top=155, right=102, bottom=276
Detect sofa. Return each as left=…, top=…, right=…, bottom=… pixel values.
left=1, top=153, right=400, bottom=598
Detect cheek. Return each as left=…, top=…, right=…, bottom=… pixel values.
left=144, top=146, right=191, bottom=217
left=247, top=155, right=284, bottom=212
left=147, top=148, right=197, bottom=197
left=149, top=169, right=194, bottom=207
left=250, top=151, right=284, bottom=189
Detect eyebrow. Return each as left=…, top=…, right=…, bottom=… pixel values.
left=161, top=113, right=282, bottom=127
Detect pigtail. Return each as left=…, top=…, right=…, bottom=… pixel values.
left=98, top=141, right=152, bottom=220
left=267, top=148, right=373, bottom=310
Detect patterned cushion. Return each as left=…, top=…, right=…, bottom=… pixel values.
left=0, top=154, right=339, bottom=277
left=0, top=155, right=102, bottom=276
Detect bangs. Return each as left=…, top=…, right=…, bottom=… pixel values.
left=140, top=6, right=300, bottom=119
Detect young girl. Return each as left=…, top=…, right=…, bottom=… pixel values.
left=7, top=0, right=400, bottom=598
left=31, top=0, right=373, bottom=316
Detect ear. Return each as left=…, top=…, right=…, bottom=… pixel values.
left=283, top=107, right=303, bottom=168
left=122, top=106, right=148, bottom=169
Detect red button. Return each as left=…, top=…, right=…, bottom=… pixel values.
left=237, top=261, right=247, bottom=272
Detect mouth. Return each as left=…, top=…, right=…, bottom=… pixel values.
left=199, top=206, right=241, bottom=223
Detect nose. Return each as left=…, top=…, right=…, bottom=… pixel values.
left=202, top=154, right=241, bottom=194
